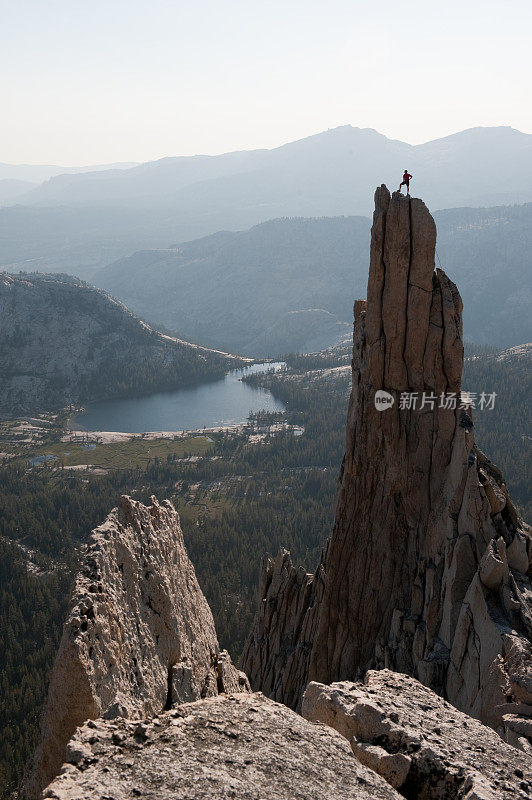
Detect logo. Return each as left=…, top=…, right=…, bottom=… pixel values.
left=374, top=390, right=395, bottom=410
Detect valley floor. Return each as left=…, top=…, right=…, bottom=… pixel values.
left=0, top=345, right=529, bottom=797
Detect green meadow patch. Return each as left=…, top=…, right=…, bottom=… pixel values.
left=25, top=435, right=213, bottom=471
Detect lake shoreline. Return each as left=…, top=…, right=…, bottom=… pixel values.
left=62, top=420, right=304, bottom=445
left=67, top=362, right=286, bottom=435
left=61, top=424, right=243, bottom=445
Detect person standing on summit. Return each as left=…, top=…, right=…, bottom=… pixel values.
left=399, top=170, right=412, bottom=193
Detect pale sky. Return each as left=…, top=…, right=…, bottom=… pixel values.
left=2, top=0, right=531, bottom=165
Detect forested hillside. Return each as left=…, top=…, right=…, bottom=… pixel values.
left=95, top=216, right=368, bottom=354
left=0, top=272, right=238, bottom=416
left=462, top=343, right=531, bottom=518
left=95, top=205, right=532, bottom=354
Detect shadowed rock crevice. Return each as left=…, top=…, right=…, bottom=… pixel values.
left=242, top=187, right=532, bottom=747
left=164, top=664, right=175, bottom=711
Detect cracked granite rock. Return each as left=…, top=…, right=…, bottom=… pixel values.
left=240, top=549, right=326, bottom=711
left=302, top=670, right=532, bottom=799
left=25, top=495, right=247, bottom=799
left=242, top=187, right=532, bottom=744
left=42, top=693, right=401, bottom=800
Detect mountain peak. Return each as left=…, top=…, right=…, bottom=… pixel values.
left=242, top=187, right=532, bottom=746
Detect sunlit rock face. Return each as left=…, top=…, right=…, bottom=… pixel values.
left=243, top=187, right=532, bottom=749
left=25, top=495, right=247, bottom=799
left=41, top=693, right=401, bottom=800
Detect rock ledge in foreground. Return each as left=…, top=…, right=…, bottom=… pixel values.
left=303, top=670, right=532, bottom=799
left=43, top=693, right=400, bottom=800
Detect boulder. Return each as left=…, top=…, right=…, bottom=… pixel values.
left=302, top=670, right=532, bottom=799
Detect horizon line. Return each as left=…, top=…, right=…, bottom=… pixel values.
left=2, top=123, right=528, bottom=171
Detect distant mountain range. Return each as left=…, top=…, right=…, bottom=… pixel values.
left=14, top=126, right=532, bottom=212
left=94, top=217, right=366, bottom=355
left=0, top=162, right=138, bottom=205
left=0, top=161, right=139, bottom=185
left=94, top=204, right=532, bottom=354
left=1, top=125, right=532, bottom=277
left=0, top=179, right=38, bottom=204
left=0, top=273, right=239, bottom=416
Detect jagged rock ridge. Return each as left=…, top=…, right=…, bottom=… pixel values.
left=38, top=672, right=532, bottom=799
left=25, top=495, right=248, bottom=799
left=242, top=187, right=532, bottom=748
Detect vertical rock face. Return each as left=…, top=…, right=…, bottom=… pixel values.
left=25, top=495, right=247, bottom=800
left=240, top=550, right=326, bottom=710
left=242, top=187, right=532, bottom=746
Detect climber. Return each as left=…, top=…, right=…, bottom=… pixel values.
left=399, top=170, right=412, bottom=194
